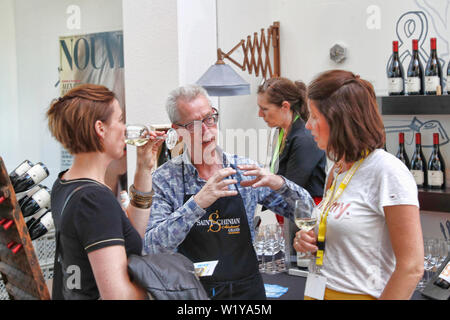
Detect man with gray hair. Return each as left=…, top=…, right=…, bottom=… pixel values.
left=144, top=84, right=313, bottom=300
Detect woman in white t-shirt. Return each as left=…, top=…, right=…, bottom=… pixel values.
left=294, top=70, right=424, bottom=300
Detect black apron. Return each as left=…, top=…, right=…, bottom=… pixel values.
left=177, top=159, right=266, bottom=300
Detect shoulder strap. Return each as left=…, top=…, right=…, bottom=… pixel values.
left=55, top=182, right=103, bottom=259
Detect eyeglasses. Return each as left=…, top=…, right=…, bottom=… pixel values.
left=175, top=107, right=219, bottom=132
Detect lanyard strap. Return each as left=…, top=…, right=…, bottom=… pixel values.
left=315, top=155, right=366, bottom=266
left=270, top=115, right=300, bottom=173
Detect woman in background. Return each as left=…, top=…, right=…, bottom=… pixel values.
left=257, top=77, right=326, bottom=207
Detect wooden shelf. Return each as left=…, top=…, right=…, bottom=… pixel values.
left=0, top=157, right=50, bottom=300
left=418, top=187, right=450, bottom=214
left=380, top=95, right=450, bottom=115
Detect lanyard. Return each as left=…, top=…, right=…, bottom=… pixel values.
left=270, top=115, right=300, bottom=173
left=315, top=155, right=367, bottom=266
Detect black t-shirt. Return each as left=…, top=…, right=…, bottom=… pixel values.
left=51, top=171, right=142, bottom=300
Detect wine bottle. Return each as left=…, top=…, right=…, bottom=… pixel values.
left=410, top=133, right=427, bottom=188
left=26, top=207, right=48, bottom=229
left=427, top=133, right=446, bottom=189
left=387, top=41, right=405, bottom=95
left=18, top=184, right=43, bottom=207
left=8, top=160, right=33, bottom=186
left=13, top=162, right=49, bottom=193
left=425, top=38, right=443, bottom=95
left=28, top=210, right=53, bottom=241
left=20, top=186, right=51, bottom=217
left=406, top=39, right=424, bottom=95
left=396, top=132, right=410, bottom=169
left=0, top=188, right=10, bottom=205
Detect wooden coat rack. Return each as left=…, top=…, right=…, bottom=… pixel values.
left=0, top=157, right=50, bottom=300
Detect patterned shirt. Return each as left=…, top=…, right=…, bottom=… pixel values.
left=143, top=147, right=313, bottom=254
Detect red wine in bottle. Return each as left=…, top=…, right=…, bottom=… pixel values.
left=20, top=186, right=51, bottom=217
left=18, top=184, right=44, bottom=207
left=427, top=133, right=446, bottom=189
left=410, top=133, right=427, bottom=188
left=406, top=39, right=424, bottom=95
left=425, top=38, right=443, bottom=95
left=396, top=132, right=410, bottom=169
left=13, top=162, right=49, bottom=193
left=0, top=187, right=10, bottom=205
left=387, top=41, right=405, bottom=95
left=28, top=210, right=53, bottom=241
left=26, top=207, right=48, bottom=229
left=8, top=160, right=33, bottom=186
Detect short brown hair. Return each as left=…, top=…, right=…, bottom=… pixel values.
left=47, top=84, right=116, bottom=154
left=307, top=70, right=385, bottom=163
left=257, top=77, right=308, bottom=121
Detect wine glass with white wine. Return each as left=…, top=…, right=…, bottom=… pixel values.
left=293, top=198, right=318, bottom=259
left=125, top=124, right=178, bottom=149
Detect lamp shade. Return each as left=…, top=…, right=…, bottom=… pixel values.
left=196, top=63, right=250, bottom=96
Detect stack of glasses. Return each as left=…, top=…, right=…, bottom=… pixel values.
left=417, top=238, right=450, bottom=290
left=253, top=224, right=287, bottom=274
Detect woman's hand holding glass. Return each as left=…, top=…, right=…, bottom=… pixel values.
left=292, top=199, right=318, bottom=259
left=125, top=124, right=167, bottom=172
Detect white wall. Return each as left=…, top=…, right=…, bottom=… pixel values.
left=122, top=0, right=180, bottom=181
left=0, top=0, right=19, bottom=169
left=214, top=0, right=450, bottom=239
left=0, top=0, right=123, bottom=187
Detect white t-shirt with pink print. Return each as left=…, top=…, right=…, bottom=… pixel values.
left=316, top=149, right=419, bottom=298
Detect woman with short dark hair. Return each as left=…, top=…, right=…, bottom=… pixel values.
left=294, top=70, right=424, bottom=300
left=47, top=84, right=163, bottom=299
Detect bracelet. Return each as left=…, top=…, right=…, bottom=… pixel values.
left=129, top=184, right=154, bottom=197
left=129, top=184, right=154, bottom=209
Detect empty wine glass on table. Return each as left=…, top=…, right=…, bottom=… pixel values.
left=263, top=224, right=280, bottom=274
left=293, top=198, right=318, bottom=259
left=418, top=238, right=436, bottom=290
left=253, top=227, right=266, bottom=274
left=125, top=124, right=178, bottom=149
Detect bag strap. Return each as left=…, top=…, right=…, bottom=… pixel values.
left=55, top=182, right=103, bottom=260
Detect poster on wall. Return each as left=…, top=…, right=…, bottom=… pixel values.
left=58, top=30, right=127, bottom=196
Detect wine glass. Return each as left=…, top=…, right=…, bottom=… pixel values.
left=125, top=124, right=178, bottom=149
left=293, top=198, right=317, bottom=259
left=253, top=226, right=266, bottom=273
left=263, top=224, right=279, bottom=274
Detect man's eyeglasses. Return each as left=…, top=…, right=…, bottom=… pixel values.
left=175, top=107, right=219, bottom=132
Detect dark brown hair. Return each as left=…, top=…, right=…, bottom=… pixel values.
left=307, top=69, right=385, bottom=163
left=47, top=84, right=116, bottom=154
left=257, top=77, right=308, bottom=121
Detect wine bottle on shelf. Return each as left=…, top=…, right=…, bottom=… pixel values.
left=427, top=133, right=446, bottom=189
left=396, top=132, right=410, bottom=169
left=20, top=186, right=51, bottom=217
left=0, top=187, right=10, bottom=205
left=410, top=133, right=427, bottom=188
left=28, top=210, right=53, bottom=241
left=26, top=207, right=48, bottom=229
left=13, top=162, right=49, bottom=193
left=8, top=160, right=33, bottom=186
left=425, top=37, right=443, bottom=95
left=406, top=39, right=424, bottom=95
left=18, top=184, right=43, bottom=206
left=387, top=41, right=405, bottom=95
